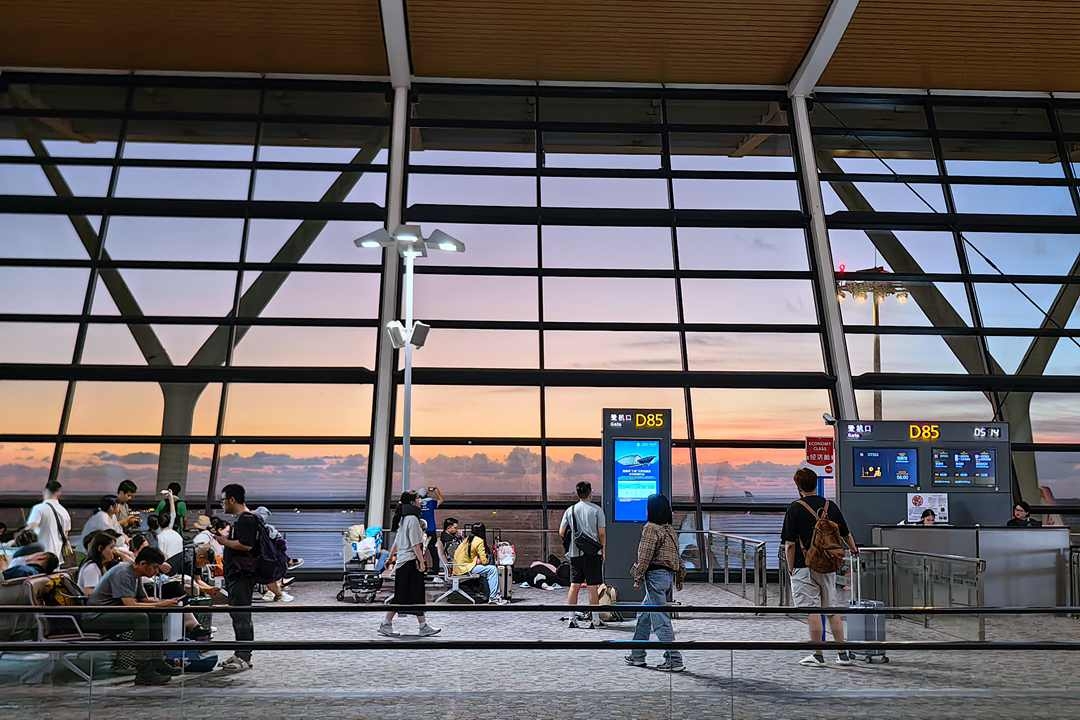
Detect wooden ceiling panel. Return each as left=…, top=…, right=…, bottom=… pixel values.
left=406, top=0, right=830, bottom=84
left=0, top=0, right=388, bottom=76
left=823, top=1, right=1080, bottom=91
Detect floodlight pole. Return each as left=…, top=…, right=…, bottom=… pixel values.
left=401, top=247, right=417, bottom=493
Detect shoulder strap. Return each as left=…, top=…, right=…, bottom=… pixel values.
left=795, top=499, right=821, bottom=520
left=46, top=503, right=68, bottom=545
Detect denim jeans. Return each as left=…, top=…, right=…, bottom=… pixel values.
left=629, top=569, right=681, bottom=665
left=470, top=564, right=499, bottom=600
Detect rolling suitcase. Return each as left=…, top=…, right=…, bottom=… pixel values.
left=497, top=565, right=514, bottom=601
left=846, top=554, right=889, bottom=663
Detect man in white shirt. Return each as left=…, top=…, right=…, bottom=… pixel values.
left=25, top=481, right=71, bottom=561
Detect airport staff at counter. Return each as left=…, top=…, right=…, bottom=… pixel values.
left=1006, top=501, right=1042, bottom=528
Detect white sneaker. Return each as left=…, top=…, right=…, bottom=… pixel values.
left=377, top=622, right=400, bottom=638
left=218, top=655, right=252, bottom=673
left=799, top=654, right=826, bottom=667
left=261, top=591, right=277, bottom=602
left=277, top=591, right=294, bottom=603
left=418, top=624, right=442, bottom=637
left=490, top=597, right=509, bottom=606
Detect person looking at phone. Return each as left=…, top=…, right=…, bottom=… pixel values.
left=116, top=480, right=141, bottom=530
left=417, top=486, right=444, bottom=576
left=84, top=546, right=183, bottom=685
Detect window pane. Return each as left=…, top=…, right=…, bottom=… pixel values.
left=414, top=223, right=536, bottom=268
left=829, top=230, right=961, bottom=274
left=246, top=272, right=380, bottom=319
left=839, top=282, right=972, bottom=327
left=0, top=322, right=77, bottom=363
left=671, top=447, right=694, bottom=503
left=232, top=327, right=377, bottom=368
left=543, top=278, right=678, bottom=323
left=408, top=173, right=535, bottom=206
left=1, top=162, right=111, bottom=196
left=410, top=329, right=538, bottom=369
left=260, top=123, right=389, bottom=164
left=226, top=384, right=372, bottom=436
left=57, top=443, right=213, bottom=498
left=545, top=387, right=687, bottom=439
left=543, top=132, right=661, bottom=169
left=544, top=331, right=681, bottom=370
left=543, top=226, right=671, bottom=269
left=69, top=382, right=221, bottom=436
left=0, top=213, right=94, bottom=259
left=396, top=386, right=540, bottom=438
left=933, top=105, right=1051, bottom=133
left=810, top=100, right=926, bottom=130
left=940, top=139, right=1064, bottom=178
left=814, top=134, right=937, bottom=174
left=91, top=270, right=236, bottom=317
left=950, top=184, right=1075, bottom=215
left=2, top=81, right=127, bottom=111
left=1031, top=451, right=1080, bottom=502
left=82, top=324, right=219, bottom=367
left=394, top=446, right=541, bottom=501
left=540, top=96, right=660, bottom=124
left=0, top=115, right=121, bottom=157
left=133, top=86, right=260, bottom=114
left=681, top=279, right=817, bottom=324
left=0, top=443, right=54, bottom=495
left=411, top=127, right=534, bottom=167
left=696, top=448, right=808, bottom=503
left=975, top=283, right=1065, bottom=328
left=686, top=333, right=824, bottom=371
left=0, top=381, right=66, bottom=433
left=412, top=275, right=537, bottom=321
left=692, top=389, right=831, bottom=440
left=963, top=234, right=1080, bottom=276
left=822, top=181, right=947, bottom=213
left=115, top=167, right=250, bottom=199
left=673, top=179, right=800, bottom=210
left=1029, top=393, right=1080, bottom=443
left=412, top=93, right=535, bottom=122
left=218, top=444, right=367, bottom=501
left=106, top=216, right=243, bottom=262
left=542, top=177, right=667, bottom=208
left=666, top=98, right=787, bottom=126
left=0, top=267, right=88, bottom=313
left=670, top=132, right=793, bottom=171
left=847, top=334, right=971, bottom=374
left=264, top=88, right=389, bottom=118
left=678, top=227, right=808, bottom=270
left=123, top=119, right=255, bottom=160
left=855, top=390, right=993, bottom=421
left=546, top=446, right=601, bottom=500
left=246, top=219, right=384, bottom=265
left=253, top=169, right=386, bottom=204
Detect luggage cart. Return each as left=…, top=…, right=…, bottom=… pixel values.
left=336, top=533, right=385, bottom=604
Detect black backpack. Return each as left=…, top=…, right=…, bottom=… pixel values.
left=241, top=513, right=288, bottom=584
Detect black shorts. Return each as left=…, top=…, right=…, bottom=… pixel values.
left=393, top=559, right=426, bottom=611
left=570, top=554, right=603, bottom=586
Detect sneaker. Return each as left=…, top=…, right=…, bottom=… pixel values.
left=152, top=659, right=182, bottom=676
left=490, top=597, right=509, bottom=606
left=654, top=660, right=686, bottom=673
left=277, top=591, right=295, bottom=603
left=281, top=577, right=296, bottom=588
left=624, top=655, right=647, bottom=667
left=261, top=590, right=277, bottom=602
left=594, top=617, right=606, bottom=628
left=835, top=652, right=854, bottom=666
left=287, top=558, right=305, bottom=569
left=431, top=576, right=446, bottom=586
left=377, top=622, right=400, bottom=638
left=519, top=582, right=531, bottom=589
left=134, top=670, right=172, bottom=686
left=185, top=624, right=212, bottom=641
left=218, top=655, right=253, bottom=673
left=799, top=654, right=826, bottom=667
left=568, top=619, right=580, bottom=629
left=418, top=624, right=442, bottom=637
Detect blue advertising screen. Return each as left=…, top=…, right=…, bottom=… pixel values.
left=613, top=439, right=661, bottom=522
left=853, top=447, right=918, bottom=487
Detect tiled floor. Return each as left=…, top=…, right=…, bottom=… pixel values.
left=2, top=580, right=1078, bottom=719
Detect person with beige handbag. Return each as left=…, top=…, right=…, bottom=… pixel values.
left=25, top=480, right=74, bottom=567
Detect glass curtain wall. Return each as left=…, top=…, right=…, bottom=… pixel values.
left=395, top=86, right=836, bottom=563
left=811, top=94, right=1080, bottom=516
left=0, top=74, right=391, bottom=558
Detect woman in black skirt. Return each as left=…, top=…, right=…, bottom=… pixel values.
left=378, top=491, right=441, bottom=637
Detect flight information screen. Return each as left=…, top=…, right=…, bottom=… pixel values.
left=853, top=448, right=919, bottom=487
left=932, top=447, right=996, bottom=487
left=613, top=439, right=660, bottom=522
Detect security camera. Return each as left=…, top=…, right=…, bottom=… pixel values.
left=386, top=321, right=408, bottom=350
left=411, top=321, right=431, bottom=349
left=822, top=412, right=837, bottom=426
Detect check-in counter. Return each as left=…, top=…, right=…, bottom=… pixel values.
left=872, top=525, right=1070, bottom=607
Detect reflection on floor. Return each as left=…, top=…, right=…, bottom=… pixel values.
left=2, top=581, right=1078, bottom=719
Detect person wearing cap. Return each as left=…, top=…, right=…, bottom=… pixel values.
left=252, top=507, right=295, bottom=603
left=191, top=515, right=214, bottom=546
left=417, top=486, right=444, bottom=577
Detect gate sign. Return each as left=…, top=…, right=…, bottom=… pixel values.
left=806, top=436, right=834, bottom=467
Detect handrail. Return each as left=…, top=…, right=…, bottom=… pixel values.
left=685, top=529, right=768, bottom=605
left=891, top=548, right=986, bottom=564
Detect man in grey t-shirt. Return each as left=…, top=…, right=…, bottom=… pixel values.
left=559, top=481, right=607, bottom=629
left=84, top=547, right=182, bottom=685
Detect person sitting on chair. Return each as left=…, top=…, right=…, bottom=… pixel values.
left=452, top=522, right=505, bottom=605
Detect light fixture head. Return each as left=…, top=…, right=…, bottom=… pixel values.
left=854, top=291, right=867, bottom=304
left=425, top=228, right=465, bottom=253
left=410, top=321, right=431, bottom=349
left=354, top=228, right=393, bottom=249
left=896, top=291, right=909, bottom=304
left=385, top=321, right=408, bottom=349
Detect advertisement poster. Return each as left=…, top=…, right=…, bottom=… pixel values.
left=906, top=492, right=949, bottom=523
left=613, top=439, right=660, bottom=522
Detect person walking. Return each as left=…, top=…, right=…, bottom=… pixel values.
left=781, top=468, right=859, bottom=667
left=379, top=491, right=440, bottom=638
left=559, top=481, right=606, bottom=629
left=625, top=493, right=685, bottom=672
left=214, top=483, right=259, bottom=673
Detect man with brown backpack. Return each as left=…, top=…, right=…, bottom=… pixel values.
left=781, top=468, right=859, bottom=667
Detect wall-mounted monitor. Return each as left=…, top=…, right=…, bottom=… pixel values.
left=612, top=438, right=661, bottom=522
left=853, top=447, right=919, bottom=487
left=932, top=447, right=996, bottom=487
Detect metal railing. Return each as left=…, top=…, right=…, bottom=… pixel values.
left=1070, top=544, right=1080, bottom=615
left=682, top=530, right=768, bottom=605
